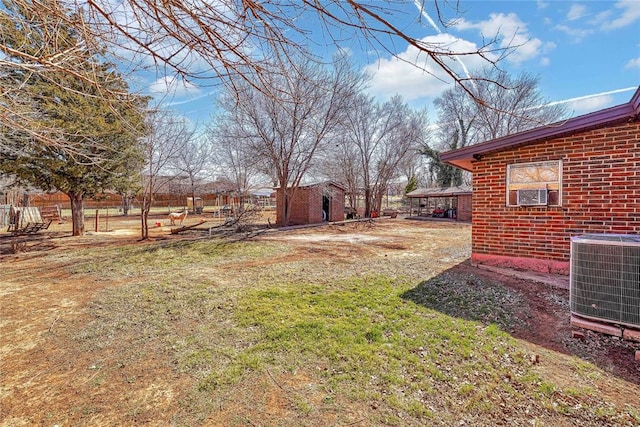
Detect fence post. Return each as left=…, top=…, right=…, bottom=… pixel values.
left=13, top=210, right=21, bottom=233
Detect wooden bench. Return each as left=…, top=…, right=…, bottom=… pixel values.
left=6, top=207, right=53, bottom=234
left=9, top=220, right=53, bottom=234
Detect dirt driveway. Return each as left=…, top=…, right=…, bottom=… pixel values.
left=1, top=216, right=638, bottom=425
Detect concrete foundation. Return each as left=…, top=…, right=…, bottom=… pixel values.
left=570, top=315, right=622, bottom=338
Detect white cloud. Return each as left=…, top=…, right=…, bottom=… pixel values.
left=601, top=0, right=640, bottom=30
left=556, top=0, right=639, bottom=42
left=567, top=4, right=587, bottom=21
left=363, top=34, right=494, bottom=102
left=508, top=36, right=542, bottom=64
left=568, top=95, right=613, bottom=114
left=454, top=13, right=543, bottom=64
left=537, top=1, right=549, bottom=10
left=149, top=76, right=201, bottom=97
left=625, top=58, right=640, bottom=69
left=591, top=10, right=612, bottom=27
left=554, top=24, right=592, bottom=42
left=545, top=87, right=637, bottom=109
left=543, top=41, right=557, bottom=53
left=537, top=40, right=555, bottom=65
left=164, top=90, right=217, bottom=107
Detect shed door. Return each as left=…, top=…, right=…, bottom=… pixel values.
left=322, top=195, right=330, bottom=221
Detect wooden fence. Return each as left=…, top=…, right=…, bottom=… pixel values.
left=27, top=192, right=243, bottom=212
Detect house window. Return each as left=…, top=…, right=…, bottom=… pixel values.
left=506, top=160, right=562, bottom=207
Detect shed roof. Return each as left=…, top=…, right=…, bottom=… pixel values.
left=276, top=180, right=347, bottom=191
left=441, top=86, right=640, bottom=172
left=406, top=185, right=472, bottom=198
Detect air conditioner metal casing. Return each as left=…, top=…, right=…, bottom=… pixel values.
left=516, top=189, right=547, bottom=206
left=570, top=234, right=640, bottom=329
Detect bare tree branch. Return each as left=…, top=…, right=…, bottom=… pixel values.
left=78, top=0, right=512, bottom=101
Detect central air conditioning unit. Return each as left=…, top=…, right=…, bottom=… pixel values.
left=516, top=189, right=547, bottom=206
left=570, top=234, right=640, bottom=331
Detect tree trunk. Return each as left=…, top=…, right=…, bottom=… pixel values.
left=238, top=189, right=245, bottom=214
left=349, top=192, right=357, bottom=210
left=140, top=194, right=151, bottom=240
left=363, top=188, right=372, bottom=218
left=122, top=195, right=132, bottom=216
left=278, top=172, right=294, bottom=226
left=67, top=192, right=85, bottom=236
left=373, top=188, right=385, bottom=216
left=141, top=207, right=149, bottom=239
left=283, top=189, right=291, bottom=226
left=279, top=186, right=299, bottom=227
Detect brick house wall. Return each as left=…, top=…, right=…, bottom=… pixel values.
left=282, top=187, right=322, bottom=225
left=457, top=194, right=472, bottom=222
left=471, top=121, right=640, bottom=274
left=276, top=183, right=345, bottom=226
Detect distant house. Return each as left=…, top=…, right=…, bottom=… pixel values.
left=276, top=182, right=345, bottom=226
left=251, top=188, right=277, bottom=208
left=406, top=185, right=472, bottom=221
left=441, top=87, right=640, bottom=275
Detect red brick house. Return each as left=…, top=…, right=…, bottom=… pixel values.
left=276, top=182, right=345, bottom=226
left=441, top=87, right=640, bottom=275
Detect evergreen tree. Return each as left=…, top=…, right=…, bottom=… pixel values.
left=420, top=134, right=463, bottom=188
left=404, top=175, right=419, bottom=195
left=0, top=0, right=147, bottom=235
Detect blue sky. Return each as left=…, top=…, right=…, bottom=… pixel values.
left=138, top=0, right=640, bottom=127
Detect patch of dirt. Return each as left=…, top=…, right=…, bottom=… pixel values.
left=450, top=262, right=640, bottom=388
left=1, top=216, right=638, bottom=426
left=204, top=369, right=369, bottom=426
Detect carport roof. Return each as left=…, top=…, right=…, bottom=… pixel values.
left=406, top=185, right=472, bottom=198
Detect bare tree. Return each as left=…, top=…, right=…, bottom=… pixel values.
left=168, top=134, right=211, bottom=214
left=139, top=110, right=191, bottom=239
left=320, top=138, right=362, bottom=211
left=422, top=67, right=568, bottom=186
left=215, top=56, right=364, bottom=226
left=441, top=67, right=568, bottom=143
left=338, top=94, right=428, bottom=217
left=209, top=118, right=266, bottom=214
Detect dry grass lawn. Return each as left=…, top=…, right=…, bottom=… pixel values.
left=1, top=217, right=638, bottom=426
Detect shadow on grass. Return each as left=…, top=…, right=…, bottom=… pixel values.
left=0, top=231, right=69, bottom=256
left=401, top=261, right=640, bottom=385
left=401, top=264, right=526, bottom=333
